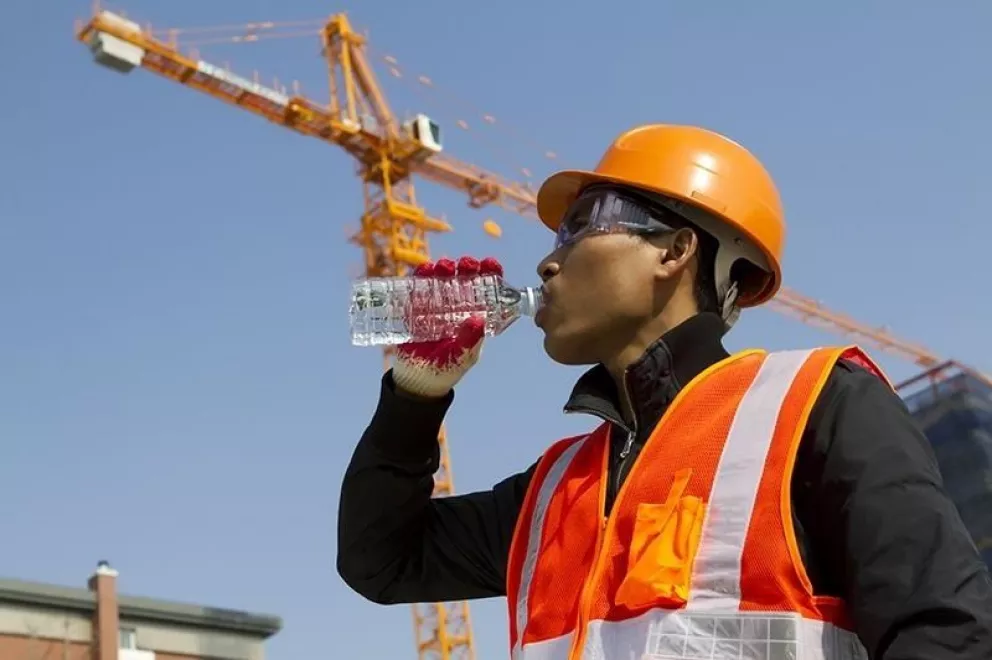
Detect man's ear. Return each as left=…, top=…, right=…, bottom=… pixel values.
left=656, top=228, right=698, bottom=281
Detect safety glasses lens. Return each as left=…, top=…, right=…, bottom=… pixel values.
left=554, top=190, right=675, bottom=249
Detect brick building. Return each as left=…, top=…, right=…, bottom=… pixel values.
left=0, top=562, right=281, bottom=660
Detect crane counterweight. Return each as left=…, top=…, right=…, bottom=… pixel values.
left=85, top=11, right=144, bottom=73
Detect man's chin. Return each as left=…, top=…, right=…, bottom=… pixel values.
left=542, top=333, right=594, bottom=366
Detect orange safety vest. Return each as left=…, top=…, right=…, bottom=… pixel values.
left=506, top=346, right=889, bottom=660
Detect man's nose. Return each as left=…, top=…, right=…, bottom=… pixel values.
left=537, top=257, right=560, bottom=283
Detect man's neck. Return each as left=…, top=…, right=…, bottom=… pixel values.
left=565, top=314, right=728, bottom=428
left=562, top=313, right=730, bottom=434
left=604, top=308, right=700, bottom=424
left=604, top=307, right=698, bottom=383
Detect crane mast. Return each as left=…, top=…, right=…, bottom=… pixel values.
left=74, top=6, right=986, bottom=659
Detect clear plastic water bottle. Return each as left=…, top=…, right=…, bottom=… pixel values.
left=349, top=274, right=544, bottom=347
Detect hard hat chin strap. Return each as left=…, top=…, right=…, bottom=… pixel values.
left=712, top=240, right=744, bottom=332
left=720, top=280, right=741, bottom=332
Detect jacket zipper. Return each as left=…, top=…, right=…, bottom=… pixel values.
left=613, top=429, right=635, bottom=505
left=619, top=430, right=635, bottom=459
left=613, top=373, right=638, bottom=509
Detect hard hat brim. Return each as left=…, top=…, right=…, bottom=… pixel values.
left=536, top=169, right=624, bottom=233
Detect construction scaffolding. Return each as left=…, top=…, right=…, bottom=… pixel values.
left=898, top=365, right=992, bottom=566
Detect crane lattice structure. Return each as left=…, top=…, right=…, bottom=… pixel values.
left=74, top=5, right=987, bottom=659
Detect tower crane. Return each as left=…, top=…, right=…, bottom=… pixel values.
left=74, top=5, right=987, bottom=659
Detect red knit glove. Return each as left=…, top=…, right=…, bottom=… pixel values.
left=392, top=256, right=504, bottom=398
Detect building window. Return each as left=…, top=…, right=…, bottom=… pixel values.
left=119, top=628, right=137, bottom=650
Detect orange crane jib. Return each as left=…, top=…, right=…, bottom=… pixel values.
left=74, top=5, right=986, bottom=659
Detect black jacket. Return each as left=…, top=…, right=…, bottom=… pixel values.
left=337, top=312, right=992, bottom=659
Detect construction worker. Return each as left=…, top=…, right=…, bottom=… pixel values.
left=337, top=125, right=992, bottom=659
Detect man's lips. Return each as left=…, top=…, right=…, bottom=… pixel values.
left=535, top=306, right=547, bottom=327
left=535, top=287, right=552, bottom=327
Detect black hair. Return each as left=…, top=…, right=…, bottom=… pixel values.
left=690, top=227, right=722, bottom=315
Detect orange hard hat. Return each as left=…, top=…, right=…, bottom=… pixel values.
left=536, top=124, right=784, bottom=307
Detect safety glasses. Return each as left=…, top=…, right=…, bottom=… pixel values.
left=554, top=186, right=688, bottom=250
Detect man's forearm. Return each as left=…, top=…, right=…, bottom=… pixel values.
left=336, top=371, right=450, bottom=603
left=336, top=371, right=519, bottom=604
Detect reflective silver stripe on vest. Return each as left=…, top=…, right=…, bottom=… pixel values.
left=581, top=609, right=869, bottom=660
left=687, top=349, right=813, bottom=610
left=512, top=435, right=588, bottom=659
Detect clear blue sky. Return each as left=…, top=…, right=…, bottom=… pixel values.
left=2, top=1, right=991, bottom=658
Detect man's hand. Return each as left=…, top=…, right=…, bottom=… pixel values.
left=392, top=255, right=503, bottom=399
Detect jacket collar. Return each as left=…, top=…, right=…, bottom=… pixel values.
left=563, top=312, right=731, bottom=434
